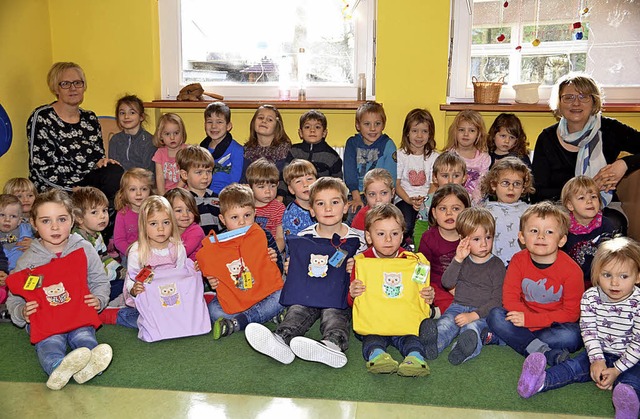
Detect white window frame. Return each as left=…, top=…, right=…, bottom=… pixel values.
left=448, top=0, right=640, bottom=103
left=159, top=0, right=377, bottom=101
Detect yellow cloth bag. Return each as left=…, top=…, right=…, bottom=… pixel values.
left=352, top=251, right=431, bottom=336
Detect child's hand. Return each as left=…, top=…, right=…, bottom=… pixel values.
left=84, top=294, right=101, bottom=310
left=131, top=282, right=145, bottom=297
left=345, top=257, right=355, bottom=275
left=349, top=279, right=365, bottom=298
left=22, top=301, right=39, bottom=323
left=267, top=247, right=278, bottom=264
left=194, top=261, right=200, bottom=272
left=420, top=286, right=435, bottom=305
left=411, top=196, right=424, bottom=212
left=454, top=237, right=471, bottom=263
left=349, top=195, right=364, bottom=213
left=454, top=312, right=479, bottom=327
left=17, top=237, right=32, bottom=251
left=284, top=257, right=290, bottom=275
left=590, top=359, right=607, bottom=386
left=505, top=311, right=525, bottom=327
left=206, top=276, right=220, bottom=290
left=598, top=367, right=621, bottom=390
left=0, top=271, right=7, bottom=287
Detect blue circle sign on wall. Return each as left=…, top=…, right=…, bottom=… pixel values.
left=0, top=104, right=12, bottom=157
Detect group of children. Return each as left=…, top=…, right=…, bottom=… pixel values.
left=0, top=97, right=638, bottom=419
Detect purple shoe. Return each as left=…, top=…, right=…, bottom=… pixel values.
left=517, top=352, right=546, bottom=398
left=613, top=383, right=640, bottom=419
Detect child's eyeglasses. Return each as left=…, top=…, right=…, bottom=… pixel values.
left=58, top=80, right=85, bottom=89
left=560, top=94, right=592, bottom=104
left=498, top=180, right=524, bottom=189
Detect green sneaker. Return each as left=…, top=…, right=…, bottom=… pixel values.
left=366, top=352, right=398, bottom=374
left=272, top=308, right=287, bottom=324
left=397, top=355, right=430, bottom=377
left=213, top=317, right=234, bottom=340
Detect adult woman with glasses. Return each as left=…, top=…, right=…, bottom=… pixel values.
left=531, top=73, right=640, bottom=234
left=27, top=62, right=123, bottom=199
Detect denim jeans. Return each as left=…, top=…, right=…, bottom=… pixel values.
left=542, top=351, right=640, bottom=398
left=207, top=289, right=284, bottom=327
left=34, top=326, right=98, bottom=376
left=358, top=334, right=424, bottom=360
left=487, top=307, right=583, bottom=357
left=276, top=305, right=351, bottom=351
left=116, top=307, right=140, bottom=329
left=436, top=303, right=487, bottom=361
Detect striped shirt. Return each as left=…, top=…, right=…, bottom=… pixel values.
left=255, top=199, right=285, bottom=239
left=580, top=286, right=640, bottom=372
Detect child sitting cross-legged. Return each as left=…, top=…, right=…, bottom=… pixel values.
left=487, top=202, right=585, bottom=366
left=246, top=158, right=286, bottom=252
left=517, top=237, right=640, bottom=419
left=6, top=189, right=112, bottom=390
left=198, top=183, right=284, bottom=339
left=282, top=159, right=317, bottom=238
left=419, top=207, right=506, bottom=366
left=245, top=177, right=366, bottom=368
left=349, top=203, right=436, bottom=376
left=72, top=187, right=126, bottom=304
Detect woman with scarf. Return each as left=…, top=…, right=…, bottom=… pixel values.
left=531, top=73, right=640, bottom=234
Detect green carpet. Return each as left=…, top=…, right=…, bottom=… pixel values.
left=0, top=323, right=613, bottom=416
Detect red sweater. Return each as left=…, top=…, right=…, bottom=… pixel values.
left=502, top=249, right=583, bottom=331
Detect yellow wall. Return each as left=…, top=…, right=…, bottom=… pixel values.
left=1, top=0, right=639, bottom=187
left=0, top=0, right=53, bottom=181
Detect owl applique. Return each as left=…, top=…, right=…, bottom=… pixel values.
left=382, top=272, right=403, bottom=298
left=159, top=283, right=181, bottom=307
left=308, top=254, right=329, bottom=278
left=43, top=282, right=71, bottom=306
left=226, top=258, right=253, bottom=290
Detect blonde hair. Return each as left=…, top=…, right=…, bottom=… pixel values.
left=591, top=237, right=640, bottom=287
left=561, top=175, right=601, bottom=210
left=115, top=168, right=155, bottom=211
left=363, top=168, right=394, bottom=192
left=432, top=151, right=467, bottom=177
left=480, top=157, right=535, bottom=198
left=355, top=101, right=386, bottom=126
left=245, top=158, right=279, bottom=186
left=153, top=113, right=187, bottom=148
left=446, top=110, right=487, bottom=152
left=519, top=201, right=570, bottom=237
left=364, top=203, right=406, bottom=233
left=135, top=196, right=181, bottom=267
left=218, top=183, right=255, bottom=214
left=47, top=62, right=86, bottom=96
left=550, top=73, right=603, bottom=117
left=283, top=159, right=317, bottom=185
left=456, top=207, right=495, bottom=238
left=3, top=177, right=36, bottom=196
left=309, top=177, right=349, bottom=204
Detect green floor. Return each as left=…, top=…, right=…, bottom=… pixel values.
left=0, top=323, right=614, bottom=417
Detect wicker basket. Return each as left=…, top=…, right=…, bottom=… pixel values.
left=472, top=76, right=504, bottom=104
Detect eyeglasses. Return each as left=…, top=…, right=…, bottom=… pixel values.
left=560, top=94, right=592, bottom=104
left=58, top=80, right=85, bottom=89
left=498, top=180, right=524, bottom=189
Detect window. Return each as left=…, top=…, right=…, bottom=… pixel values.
left=449, top=0, right=640, bottom=103
left=159, top=0, right=377, bottom=100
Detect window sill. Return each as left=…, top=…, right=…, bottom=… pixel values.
left=144, top=100, right=364, bottom=110
left=440, top=102, right=640, bottom=113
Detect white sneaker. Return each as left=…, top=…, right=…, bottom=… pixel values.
left=290, top=337, right=347, bottom=368
left=73, top=344, right=113, bottom=384
left=46, top=348, right=91, bottom=390
left=245, top=323, right=295, bottom=364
